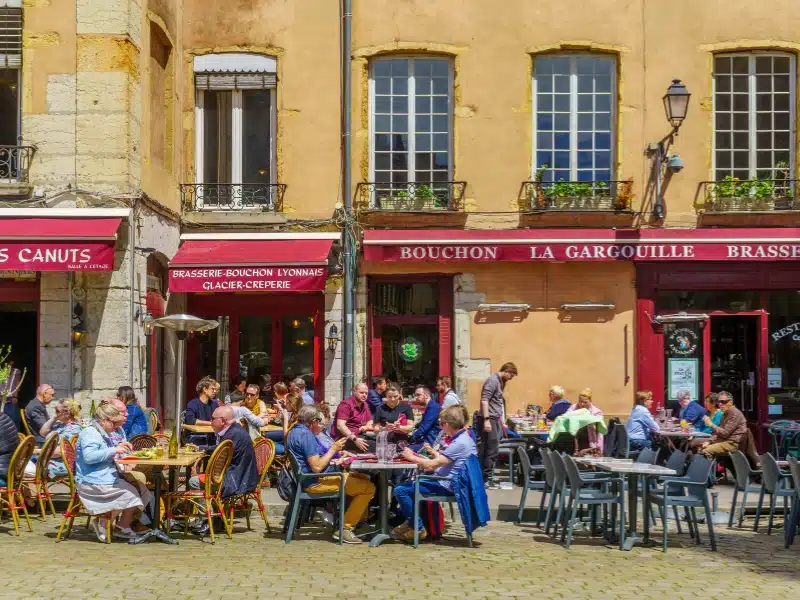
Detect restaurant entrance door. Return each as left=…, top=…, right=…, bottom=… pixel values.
left=708, top=315, right=761, bottom=425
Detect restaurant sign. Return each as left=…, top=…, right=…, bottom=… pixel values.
left=0, top=243, right=116, bottom=271
left=365, top=242, right=800, bottom=262
left=169, top=266, right=327, bottom=293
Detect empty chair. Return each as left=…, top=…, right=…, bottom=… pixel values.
left=636, top=447, right=657, bottom=465
left=728, top=450, right=763, bottom=529
left=614, top=423, right=633, bottom=459
left=495, top=438, right=527, bottom=486
left=515, top=444, right=547, bottom=524
left=646, top=449, right=688, bottom=531
left=784, top=456, right=800, bottom=548
left=754, top=452, right=794, bottom=535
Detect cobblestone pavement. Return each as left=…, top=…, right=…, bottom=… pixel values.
left=0, top=513, right=798, bottom=600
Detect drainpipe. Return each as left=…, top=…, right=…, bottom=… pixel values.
left=129, top=207, right=136, bottom=387
left=341, top=0, right=355, bottom=395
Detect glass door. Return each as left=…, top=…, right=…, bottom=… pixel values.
left=237, top=316, right=274, bottom=394
left=709, top=315, right=759, bottom=423
left=281, top=316, right=316, bottom=393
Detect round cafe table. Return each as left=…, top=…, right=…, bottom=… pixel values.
left=349, top=459, right=417, bottom=547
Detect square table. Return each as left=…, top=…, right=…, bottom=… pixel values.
left=576, top=458, right=675, bottom=550
left=349, top=460, right=417, bottom=547
left=115, top=453, right=204, bottom=545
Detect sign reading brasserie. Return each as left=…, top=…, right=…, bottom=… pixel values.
left=0, top=243, right=115, bottom=271
left=169, top=266, right=327, bottom=293
left=368, top=242, right=800, bottom=262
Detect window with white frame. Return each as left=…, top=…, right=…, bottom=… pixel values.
left=193, top=53, right=277, bottom=209
left=369, top=57, right=453, bottom=200
left=533, top=54, right=615, bottom=183
left=713, top=53, right=794, bottom=181
left=0, top=5, right=22, bottom=180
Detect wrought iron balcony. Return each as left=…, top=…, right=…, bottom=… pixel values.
left=0, top=146, right=36, bottom=182
left=180, top=183, right=286, bottom=212
left=357, top=181, right=467, bottom=211
left=521, top=179, right=634, bottom=212
left=701, top=179, right=798, bottom=212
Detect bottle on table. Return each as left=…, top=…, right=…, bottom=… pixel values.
left=168, top=423, right=179, bottom=458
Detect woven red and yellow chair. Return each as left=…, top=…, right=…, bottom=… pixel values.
left=55, top=436, right=113, bottom=544
left=0, top=435, right=35, bottom=535
left=164, top=439, right=233, bottom=544
left=224, top=438, right=276, bottom=533
left=128, top=434, right=158, bottom=450
left=22, top=432, right=62, bottom=521
left=19, top=411, right=32, bottom=437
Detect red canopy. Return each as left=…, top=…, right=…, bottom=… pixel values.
left=168, top=238, right=333, bottom=293
left=0, top=216, right=123, bottom=271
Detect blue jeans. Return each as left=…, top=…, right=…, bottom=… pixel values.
left=629, top=438, right=652, bottom=451
left=393, top=479, right=452, bottom=530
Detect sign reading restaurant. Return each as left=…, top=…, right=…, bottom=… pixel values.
left=369, top=242, right=800, bottom=262
left=169, top=266, right=327, bottom=293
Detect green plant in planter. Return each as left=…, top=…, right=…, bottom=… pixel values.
left=415, top=184, right=436, bottom=198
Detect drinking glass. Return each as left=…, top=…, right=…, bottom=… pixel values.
left=386, top=444, right=396, bottom=462
left=376, top=446, right=386, bottom=462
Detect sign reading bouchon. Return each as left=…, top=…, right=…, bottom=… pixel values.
left=169, top=266, right=327, bottom=293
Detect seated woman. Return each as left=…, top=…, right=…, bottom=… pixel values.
left=695, top=392, right=722, bottom=434
left=566, top=388, right=604, bottom=455
left=627, top=390, right=660, bottom=452
left=42, top=399, right=83, bottom=478
left=374, top=383, right=416, bottom=443
left=75, top=403, right=151, bottom=542
left=118, top=386, right=148, bottom=438
left=225, top=376, right=248, bottom=405
left=264, top=390, right=304, bottom=455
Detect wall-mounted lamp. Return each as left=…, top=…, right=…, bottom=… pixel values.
left=142, top=311, right=154, bottom=337
left=326, top=323, right=340, bottom=352
left=560, top=302, right=616, bottom=311
left=652, top=311, right=709, bottom=324
left=477, top=302, right=531, bottom=313
left=71, top=303, right=88, bottom=344
left=649, top=78, right=692, bottom=219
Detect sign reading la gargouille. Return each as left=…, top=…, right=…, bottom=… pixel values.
left=0, top=242, right=116, bottom=271
left=366, top=242, right=800, bottom=262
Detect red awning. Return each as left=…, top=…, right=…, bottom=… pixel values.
left=0, top=216, right=123, bottom=271
left=363, top=228, right=800, bottom=262
left=168, top=238, right=333, bottom=293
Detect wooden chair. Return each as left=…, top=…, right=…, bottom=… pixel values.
left=147, top=409, right=160, bottom=434
left=55, top=436, right=112, bottom=544
left=17, top=432, right=25, bottom=442
left=225, top=438, right=276, bottom=533
left=165, top=440, right=233, bottom=544
left=129, top=434, right=158, bottom=450
left=22, top=433, right=61, bottom=520
left=19, top=410, right=32, bottom=437
left=0, top=435, right=36, bottom=535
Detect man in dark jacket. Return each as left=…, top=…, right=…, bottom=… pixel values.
left=367, top=376, right=388, bottom=417
left=0, top=412, right=20, bottom=487
left=408, top=385, right=441, bottom=450
left=189, top=405, right=258, bottom=535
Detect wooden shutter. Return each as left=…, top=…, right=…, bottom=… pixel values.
left=438, top=277, right=454, bottom=378
left=0, top=7, right=22, bottom=68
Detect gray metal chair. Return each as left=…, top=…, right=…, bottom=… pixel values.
left=560, top=454, right=625, bottom=549
left=548, top=451, right=611, bottom=538
left=495, top=438, right=527, bottom=486
left=636, top=447, right=658, bottom=465
left=728, top=450, right=763, bottom=529
left=284, top=450, right=346, bottom=545
left=514, top=444, right=547, bottom=524
left=614, top=423, right=633, bottom=459
left=784, top=456, right=800, bottom=548
left=647, top=449, right=688, bottom=531
left=645, top=454, right=717, bottom=552
left=754, top=452, right=794, bottom=535
left=412, top=474, right=471, bottom=548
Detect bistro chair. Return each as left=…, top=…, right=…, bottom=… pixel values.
left=283, top=450, right=345, bottom=545
left=647, top=449, right=688, bottom=530
left=224, top=438, right=276, bottom=534
left=55, top=436, right=112, bottom=544
left=547, top=451, right=612, bottom=539
left=514, top=444, right=547, bottom=524
left=22, top=432, right=61, bottom=520
left=635, top=447, right=658, bottom=465
left=19, top=410, right=32, bottom=437
left=0, top=435, right=35, bottom=535
left=165, top=440, right=234, bottom=544
left=129, top=434, right=158, bottom=450
left=644, top=454, right=717, bottom=552
left=783, top=456, right=800, bottom=548
left=728, top=450, right=763, bottom=529
left=17, top=432, right=25, bottom=443
left=613, top=423, right=633, bottom=459
left=766, top=421, right=795, bottom=460
left=560, top=454, right=625, bottom=550
left=495, top=438, right=527, bottom=486
left=754, top=452, right=794, bottom=535
left=145, top=408, right=160, bottom=434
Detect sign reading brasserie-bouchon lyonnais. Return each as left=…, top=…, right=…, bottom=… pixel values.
left=0, top=243, right=116, bottom=271
left=366, top=242, right=800, bottom=262
left=169, top=266, right=327, bottom=293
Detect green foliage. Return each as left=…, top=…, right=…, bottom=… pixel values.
left=542, top=179, right=609, bottom=198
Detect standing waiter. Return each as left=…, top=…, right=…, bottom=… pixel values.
left=477, top=362, right=518, bottom=485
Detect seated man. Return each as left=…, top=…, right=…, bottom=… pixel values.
left=185, top=376, right=220, bottom=448
left=230, top=391, right=266, bottom=441
left=391, top=406, right=477, bottom=543
left=373, top=383, right=416, bottom=443
left=25, top=384, right=55, bottom=446
left=545, top=385, right=571, bottom=422
left=334, top=383, right=373, bottom=453
left=676, top=390, right=707, bottom=427
left=288, top=405, right=375, bottom=544
left=188, top=405, right=259, bottom=535
left=692, top=391, right=748, bottom=458
left=408, top=385, right=441, bottom=451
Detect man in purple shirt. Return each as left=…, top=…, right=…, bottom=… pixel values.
left=334, top=383, right=373, bottom=452
left=478, top=362, right=518, bottom=485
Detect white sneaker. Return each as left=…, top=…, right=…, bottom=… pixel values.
left=92, top=518, right=107, bottom=543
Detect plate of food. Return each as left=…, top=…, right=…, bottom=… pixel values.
left=121, top=448, right=159, bottom=460
left=179, top=443, right=204, bottom=455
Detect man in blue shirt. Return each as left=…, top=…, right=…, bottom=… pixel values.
left=545, top=385, right=571, bottom=421
left=367, top=376, right=388, bottom=417
left=408, top=385, right=441, bottom=450
left=287, top=405, right=375, bottom=544
left=290, top=377, right=315, bottom=405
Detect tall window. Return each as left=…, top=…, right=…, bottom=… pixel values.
left=369, top=57, right=453, bottom=197
left=0, top=6, right=22, bottom=180
left=193, top=53, right=277, bottom=209
left=533, top=54, right=615, bottom=183
left=713, top=53, right=794, bottom=181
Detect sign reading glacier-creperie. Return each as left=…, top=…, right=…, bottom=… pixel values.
left=0, top=243, right=116, bottom=271
left=168, top=266, right=327, bottom=293
left=365, top=243, right=800, bottom=262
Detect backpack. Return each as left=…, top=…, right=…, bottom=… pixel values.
left=277, top=465, right=297, bottom=502
left=421, top=501, right=445, bottom=540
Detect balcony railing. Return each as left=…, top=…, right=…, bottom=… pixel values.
left=701, top=179, right=798, bottom=212
left=0, top=146, right=36, bottom=183
left=357, top=181, right=467, bottom=211
left=521, top=179, right=633, bottom=212
left=180, top=183, right=286, bottom=212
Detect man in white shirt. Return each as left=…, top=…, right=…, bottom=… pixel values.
left=436, top=376, right=461, bottom=409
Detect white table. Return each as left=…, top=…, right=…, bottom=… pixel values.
left=578, top=459, right=675, bottom=550
left=349, top=460, right=417, bottom=547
